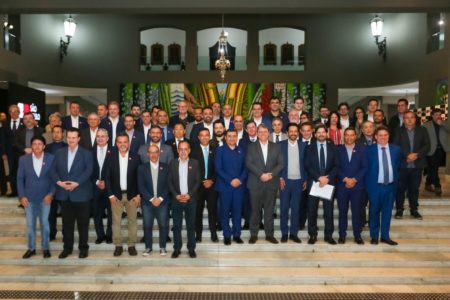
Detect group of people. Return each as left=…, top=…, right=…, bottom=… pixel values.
left=0, top=96, right=448, bottom=260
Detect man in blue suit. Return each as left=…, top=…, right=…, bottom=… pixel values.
left=137, top=144, right=170, bottom=256
left=156, top=110, right=174, bottom=143
left=365, top=126, right=400, bottom=246
left=51, top=128, right=93, bottom=259
left=61, top=101, right=88, bottom=130
left=336, top=127, right=368, bottom=245
left=215, top=129, right=248, bottom=245
left=305, top=124, right=339, bottom=245
left=100, top=101, right=125, bottom=147
left=17, top=136, right=55, bottom=259
left=122, top=114, right=145, bottom=154
left=279, top=123, right=307, bottom=243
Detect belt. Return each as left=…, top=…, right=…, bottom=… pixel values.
left=121, top=190, right=127, bottom=193
left=378, top=182, right=393, bottom=186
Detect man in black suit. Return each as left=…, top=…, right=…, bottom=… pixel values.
left=14, top=112, right=44, bottom=158
left=299, top=121, right=314, bottom=230
left=92, top=128, right=113, bottom=244
left=105, top=133, right=141, bottom=257
left=61, top=101, right=88, bottom=130
left=100, top=101, right=125, bottom=147
left=388, top=98, right=409, bottom=141
left=80, top=112, right=100, bottom=150
left=356, top=121, right=376, bottom=147
left=166, top=122, right=189, bottom=159
left=190, top=107, right=214, bottom=144
left=0, top=124, right=7, bottom=196
left=168, top=141, right=201, bottom=258
left=313, top=105, right=330, bottom=126
left=246, top=124, right=284, bottom=244
left=130, top=103, right=143, bottom=128
left=190, top=128, right=218, bottom=243
left=4, top=104, right=22, bottom=197
left=305, top=124, right=339, bottom=245
left=393, top=111, right=430, bottom=220
left=338, top=102, right=355, bottom=130
left=169, top=100, right=194, bottom=128
left=135, top=110, right=152, bottom=144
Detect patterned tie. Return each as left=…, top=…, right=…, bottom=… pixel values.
left=203, top=147, right=208, bottom=179
left=319, top=144, right=326, bottom=175
left=382, top=147, right=389, bottom=184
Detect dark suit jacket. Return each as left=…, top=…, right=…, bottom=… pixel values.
left=79, top=128, right=97, bottom=150
left=137, top=161, right=170, bottom=206
left=214, top=144, right=248, bottom=192
left=190, top=143, right=216, bottom=181
left=168, top=158, right=201, bottom=200
left=17, top=153, right=55, bottom=203
left=99, top=117, right=125, bottom=147
left=304, top=140, right=339, bottom=186
left=45, top=141, right=67, bottom=155
left=388, top=114, right=420, bottom=142
left=245, top=141, right=284, bottom=190
left=91, top=145, right=114, bottom=182
left=3, top=118, right=23, bottom=156
left=105, top=151, right=140, bottom=200
left=337, top=145, right=367, bottom=190
left=169, top=114, right=195, bottom=128
left=165, top=138, right=190, bottom=159
left=51, top=146, right=94, bottom=202
left=189, top=122, right=208, bottom=144
left=279, top=140, right=307, bottom=181
left=138, top=142, right=174, bottom=164
left=393, top=126, right=430, bottom=169
left=220, top=117, right=235, bottom=130
left=124, top=130, right=145, bottom=154
left=160, top=126, right=174, bottom=143
left=14, top=127, right=44, bottom=155
left=61, top=115, right=88, bottom=130
left=356, top=135, right=376, bottom=147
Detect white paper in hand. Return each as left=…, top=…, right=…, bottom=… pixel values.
left=309, top=181, right=335, bottom=200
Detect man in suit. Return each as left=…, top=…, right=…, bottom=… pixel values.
left=423, top=108, right=450, bottom=196
left=51, top=127, right=93, bottom=259
left=210, top=120, right=225, bottom=147
left=43, top=113, right=62, bottom=144
left=338, top=102, right=355, bottom=130
left=215, top=129, right=248, bottom=245
left=221, top=104, right=234, bottom=130
left=157, top=110, right=173, bottom=143
left=135, top=110, right=153, bottom=144
left=279, top=123, right=306, bottom=243
left=17, top=136, right=55, bottom=259
left=388, top=98, right=409, bottom=142
left=233, top=115, right=247, bottom=146
left=365, top=98, right=379, bottom=122
left=166, top=122, right=189, bottom=159
left=356, top=121, right=376, bottom=147
left=130, top=103, right=143, bottom=128
left=263, top=97, right=288, bottom=130
left=169, top=100, right=194, bottom=128
left=291, top=96, right=305, bottom=121
left=0, top=124, right=7, bottom=196
left=100, top=101, right=125, bottom=147
left=185, top=108, right=203, bottom=139
left=105, top=133, right=141, bottom=256
left=190, top=128, right=218, bottom=243
left=366, top=126, right=400, bottom=246
left=4, top=104, right=22, bottom=197
left=138, top=144, right=170, bottom=256
left=61, top=101, right=88, bottom=130
left=80, top=112, right=100, bottom=150
left=305, top=124, right=339, bottom=245
left=168, top=141, right=201, bottom=258
left=336, top=127, right=368, bottom=245
left=123, top=114, right=145, bottom=154
left=250, top=103, right=272, bottom=129
left=91, top=128, right=113, bottom=244
left=97, top=103, right=108, bottom=120
left=212, top=102, right=221, bottom=122
left=394, top=111, right=430, bottom=219
left=138, top=126, right=174, bottom=164
left=190, top=107, right=214, bottom=144
left=269, top=117, right=287, bottom=143
left=246, top=124, right=284, bottom=244
left=14, top=112, right=44, bottom=158
left=313, top=105, right=330, bottom=125
left=299, top=121, right=314, bottom=230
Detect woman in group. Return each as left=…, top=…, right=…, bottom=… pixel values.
left=327, top=111, right=343, bottom=145
left=353, top=106, right=366, bottom=136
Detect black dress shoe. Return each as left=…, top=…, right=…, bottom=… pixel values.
left=308, top=236, right=317, bottom=245
left=211, top=232, right=218, bottom=243
left=171, top=250, right=180, bottom=258
left=249, top=236, right=258, bottom=244
left=324, top=237, right=337, bottom=245
left=370, top=238, right=379, bottom=245
left=188, top=250, right=197, bottom=258
left=22, top=249, right=36, bottom=259
left=95, top=237, right=105, bottom=244
left=7, top=193, right=18, bottom=198
left=265, top=236, right=279, bottom=244
left=380, top=238, right=398, bottom=246
left=128, top=246, right=138, bottom=256
left=106, top=237, right=113, bottom=244
left=224, top=237, right=231, bottom=245
left=338, top=236, right=346, bottom=244
left=354, top=237, right=364, bottom=245
left=113, top=246, right=123, bottom=257
left=58, top=250, right=72, bottom=259
left=43, top=250, right=51, bottom=258
left=79, top=251, right=88, bottom=259
left=394, top=211, right=403, bottom=219
left=281, top=235, right=288, bottom=243
left=195, top=236, right=202, bottom=243
left=233, top=237, right=244, bottom=244
left=411, top=211, right=423, bottom=220
left=289, top=235, right=302, bottom=243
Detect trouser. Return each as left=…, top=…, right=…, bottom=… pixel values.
left=360, top=191, right=369, bottom=226
left=142, top=203, right=168, bottom=250
left=426, top=147, right=445, bottom=188
left=336, top=187, right=363, bottom=238
left=219, top=188, right=244, bottom=238
left=249, top=185, right=277, bottom=237
left=49, top=199, right=61, bottom=239
left=369, top=184, right=395, bottom=239
left=7, top=153, right=18, bottom=194
left=172, top=199, right=197, bottom=251
left=280, top=179, right=303, bottom=236
left=299, top=189, right=309, bottom=229
left=25, top=201, right=50, bottom=250
left=396, top=168, right=422, bottom=213
left=111, top=194, right=137, bottom=247
left=0, top=157, right=7, bottom=195
left=93, top=190, right=112, bottom=240
left=195, top=185, right=217, bottom=238
left=308, top=195, right=334, bottom=238
left=242, top=188, right=251, bottom=225
left=61, top=200, right=90, bottom=252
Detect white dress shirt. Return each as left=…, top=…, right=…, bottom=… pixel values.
left=32, top=153, right=43, bottom=177
left=10, top=118, right=20, bottom=130
left=109, top=117, right=119, bottom=146
left=179, top=158, right=189, bottom=194
left=377, top=144, right=393, bottom=184
left=203, top=122, right=213, bottom=135
left=71, top=116, right=80, bottom=128
left=253, top=117, right=262, bottom=127
left=118, top=152, right=129, bottom=191
left=223, top=117, right=232, bottom=130
left=259, top=141, right=268, bottom=165
left=97, top=145, right=108, bottom=179
left=67, top=146, right=78, bottom=172
left=143, top=124, right=151, bottom=143
left=90, top=128, right=98, bottom=147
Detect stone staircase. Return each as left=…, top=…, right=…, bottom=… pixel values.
left=0, top=191, right=449, bottom=292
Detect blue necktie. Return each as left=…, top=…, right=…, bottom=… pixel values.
left=382, top=147, right=389, bottom=184
left=203, top=147, right=208, bottom=179
left=319, top=144, right=325, bottom=175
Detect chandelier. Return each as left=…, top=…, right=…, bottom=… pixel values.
left=215, top=15, right=230, bottom=81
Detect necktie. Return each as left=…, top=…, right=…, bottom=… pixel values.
left=12, top=120, right=17, bottom=132
left=99, top=147, right=104, bottom=179
left=203, top=147, right=208, bottom=179
left=382, top=147, right=389, bottom=184
left=319, top=144, right=325, bottom=175
left=276, top=135, right=280, bottom=143
left=367, top=139, right=372, bottom=146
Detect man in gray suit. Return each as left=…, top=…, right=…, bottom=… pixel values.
left=138, top=126, right=174, bottom=164
left=246, top=124, right=284, bottom=244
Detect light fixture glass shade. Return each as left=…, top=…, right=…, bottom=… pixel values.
left=370, top=16, right=383, bottom=37
left=64, top=17, right=76, bottom=38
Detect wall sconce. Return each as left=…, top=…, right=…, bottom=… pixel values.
left=60, top=16, right=76, bottom=61
left=370, top=15, right=386, bottom=61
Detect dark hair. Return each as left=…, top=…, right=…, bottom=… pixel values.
left=319, top=104, right=329, bottom=111
left=287, top=122, right=300, bottom=131
left=375, top=125, right=389, bottom=135
left=300, top=121, right=314, bottom=129
left=150, top=125, right=162, bottom=133
left=344, top=127, right=357, bottom=134
left=294, top=96, right=304, bottom=103
left=270, top=97, right=280, bottom=103
left=151, top=105, right=162, bottom=113
left=300, top=111, right=310, bottom=119
left=326, top=111, right=341, bottom=129
left=31, top=136, right=46, bottom=145
left=97, top=103, right=107, bottom=109
left=178, top=140, right=190, bottom=149
left=397, top=98, right=409, bottom=106
left=23, top=112, right=34, bottom=119
left=52, top=125, right=63, bottom=132
left=173, top=122, right=186, bottom=130
left=352, top=106, right=365, bottom=120
left=69, top=101, right=80, bottom=106
left=123, top=113, right=134, bottom=120
left=66, top=127, right=80, bottom=137
left=115, top=132, right=129, bottom=142
left=374, top=109, right=385, bottom=117
left=131, top=103, right=140, bottom=109
left=368, top=98, right=379, bottom=105
left=225, top=129, right=238, bottom=136
left=252, top=102, right=262, bottom=109
left=213, top=119, right=225, bottom=128
left=141, top=109, right=151, bottom=115
left=198, top=127, right=210, bottom=136
left=245, top=120, right=257, bottom=128
left=338, top=102, right=350, bottom=110
left=202, top=106, right=213, bottom=113
left=271, top=117, right=283, bottom=124
left=315, top=124, right=328, bottom=133
left=431, top=108, right=443, bottom=115
left=257, top=123, right=270, bottom=131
